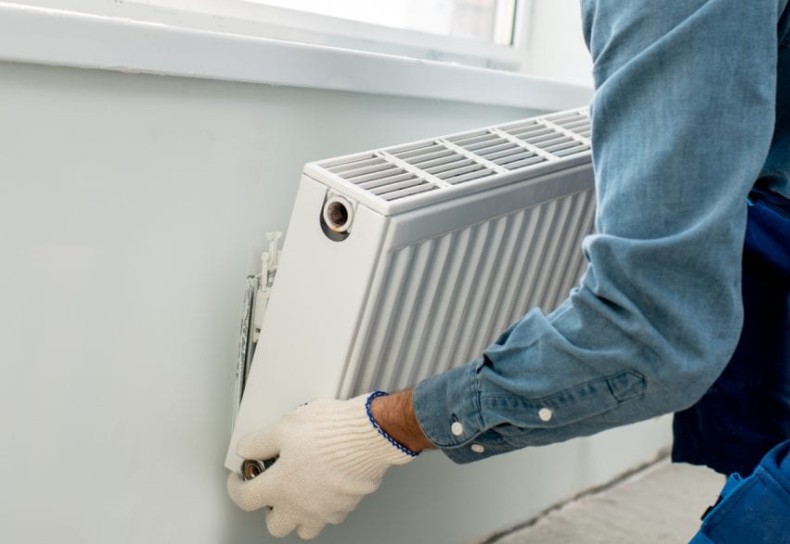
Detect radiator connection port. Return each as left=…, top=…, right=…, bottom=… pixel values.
left=323, top=196, right=352, bottom=232
left=240, top=457, right=278, bottom=481
left=320, top=195, right=353, bottom=241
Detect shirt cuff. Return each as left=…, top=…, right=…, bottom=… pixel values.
left=413, top=359, right=516, bottom=463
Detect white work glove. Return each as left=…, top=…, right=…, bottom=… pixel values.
left=227, top=392, right=418, bottom=540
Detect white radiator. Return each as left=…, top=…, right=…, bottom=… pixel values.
left=225, top=108, right=594, bottom=472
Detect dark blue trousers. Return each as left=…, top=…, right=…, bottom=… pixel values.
left=673, top=188, right=790, bottom=476
left=676, top=188, right=790, bottom=542
left=689, top=439, right=790, bottom=543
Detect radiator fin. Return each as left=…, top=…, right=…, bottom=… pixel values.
left=348, top=187, right=596, bottom=395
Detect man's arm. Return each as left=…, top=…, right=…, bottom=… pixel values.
left=369, top=389, right=434, bottom=453
left=408, top=0, right=781, bottom=463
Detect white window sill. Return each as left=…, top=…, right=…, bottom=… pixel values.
left=0, top=2, right=593, bottom=111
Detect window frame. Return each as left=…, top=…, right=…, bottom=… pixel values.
left=0, top=0, right=593, bottom=111
left=16, top=0, right=532, bottom=70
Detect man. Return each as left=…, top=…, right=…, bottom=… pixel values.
left=229, top=1, right=790, bottom=540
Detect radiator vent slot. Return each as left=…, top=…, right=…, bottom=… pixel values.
left=324, top=154, right=439, bottom=201
left=446, top=131, right=547, bottom=171
left=312, top=108, right=591, bottom=215
left=544, top=109, right=592, bottom=137
left=388, top=142, right=496, bottom=185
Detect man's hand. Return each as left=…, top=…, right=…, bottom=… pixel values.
left=227, top=392, right=427, bottom=540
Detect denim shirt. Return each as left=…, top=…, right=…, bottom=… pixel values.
left=413, top=0, right=790, bottom=464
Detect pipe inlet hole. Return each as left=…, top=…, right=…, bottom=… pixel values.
left=241, top=459, right=264, bottom=481
left=324, top=200, right=350, bottom=232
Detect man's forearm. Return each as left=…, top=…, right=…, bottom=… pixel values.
left=370, top=389, right=434, bottom=453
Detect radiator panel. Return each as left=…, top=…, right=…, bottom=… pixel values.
left=344, top=187, right=596, bottom=396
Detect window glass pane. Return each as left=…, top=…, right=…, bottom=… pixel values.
left=248, top=0, right=517, bottom=45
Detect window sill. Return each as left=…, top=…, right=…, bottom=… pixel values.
left=0, top=2, right=593, bottom=110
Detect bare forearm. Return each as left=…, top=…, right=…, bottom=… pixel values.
left=369, top=389, right=434, bottom=453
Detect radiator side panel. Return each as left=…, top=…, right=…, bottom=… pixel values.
left=225, top=176, right=387, bottom=471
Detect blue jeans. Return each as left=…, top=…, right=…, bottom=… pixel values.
left=414, top=0, right=790, bottom=462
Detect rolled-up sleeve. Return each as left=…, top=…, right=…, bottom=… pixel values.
left=414, top=0, right=782, bottom=464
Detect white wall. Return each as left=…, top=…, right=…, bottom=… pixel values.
left=0, top=60, right=668, bottom=544
left=524, top=0, right=594, bottom=87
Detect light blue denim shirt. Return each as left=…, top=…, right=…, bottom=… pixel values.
left=413, top=0, right=790, bottom=464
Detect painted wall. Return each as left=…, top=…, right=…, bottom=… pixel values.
left=525, top=0, right=594, bottom=87
left=0, top=60, right=668, bottom=544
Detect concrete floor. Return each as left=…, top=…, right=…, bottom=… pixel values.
left=480, top=461, right=725, bottom=544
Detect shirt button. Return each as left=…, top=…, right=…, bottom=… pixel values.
left=451, top=421, right=464, bottom=436
left=538, top=407, right=553, bottom=422
left=471, top=444, right=485, bottom=454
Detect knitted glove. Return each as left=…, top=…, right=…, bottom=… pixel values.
left=227, top=392, right=418, bottom=540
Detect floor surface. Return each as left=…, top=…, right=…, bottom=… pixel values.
left=483, top=461, right=725, bottom=544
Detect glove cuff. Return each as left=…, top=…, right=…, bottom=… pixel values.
left=365, top=391, right=421, bottom=460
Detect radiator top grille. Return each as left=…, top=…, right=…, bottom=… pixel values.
left=310, top=108, right=591, bottom=216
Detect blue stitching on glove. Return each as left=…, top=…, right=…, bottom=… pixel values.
left=365, top=391, right=420, bottom=458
